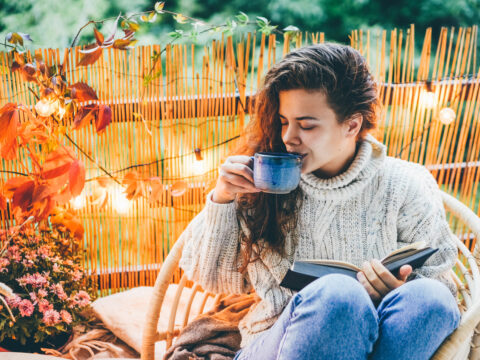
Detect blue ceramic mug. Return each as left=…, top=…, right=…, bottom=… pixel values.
left=250, top=152, right=303, bottom=194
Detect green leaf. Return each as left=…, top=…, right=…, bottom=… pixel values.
left=168, top=30, right=183, bottom=40
left=256, top=16, right=269, bottom=27
left=235, top=12, right=249, bottom=25
left=283, top=25, right=300, bottom=32
left=154, top=2, right=165, bottom=13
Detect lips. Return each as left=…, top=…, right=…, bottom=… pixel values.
left=288, top=151, right=307, bottom=159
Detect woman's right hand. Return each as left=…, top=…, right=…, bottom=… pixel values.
left=212, top=155, right=260, bottom=203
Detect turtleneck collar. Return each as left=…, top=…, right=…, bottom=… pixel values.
left=299, top=134, right=386, bottom=200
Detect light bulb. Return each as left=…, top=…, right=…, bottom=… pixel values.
left=439, top=107, right=456, bottom=125
left=35, top=99, right=58, bottom=117
left=71, top=193, right=86, bottom=210
left=192, top=159, right=206, bottom=175
left=110, top=185, right=131, bottom=214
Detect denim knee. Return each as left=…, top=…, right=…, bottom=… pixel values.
left=299, top=274, right=377, bottom=318
left=380, top=278, right=460, bottom=328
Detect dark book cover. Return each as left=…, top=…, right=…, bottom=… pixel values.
left=280, top=247, right=438, bottom=292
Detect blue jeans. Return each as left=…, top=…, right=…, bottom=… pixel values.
left=234, top=274, right=460, bottom=360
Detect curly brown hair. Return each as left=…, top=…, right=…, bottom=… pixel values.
left=234, top=43, right=379, bottom=272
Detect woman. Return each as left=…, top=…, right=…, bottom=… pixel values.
left=179, top=43, right=460, bottom=359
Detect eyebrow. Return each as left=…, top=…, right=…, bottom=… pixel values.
left=278, top=114, right=319, bottom=121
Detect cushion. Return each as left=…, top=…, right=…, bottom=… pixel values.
left=91, top=285, right=216, bottom=358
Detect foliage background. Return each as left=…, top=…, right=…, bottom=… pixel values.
left=1, top=0, right=479, bottom=50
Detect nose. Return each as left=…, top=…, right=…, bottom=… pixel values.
left=282, top=123, right=301, bottom=146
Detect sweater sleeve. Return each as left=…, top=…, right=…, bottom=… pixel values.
left=396, top=165, right=457, bottom=290
left=178, top=191, right=252, bottom=294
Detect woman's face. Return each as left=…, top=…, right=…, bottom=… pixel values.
left=279, top=89, right=361, bottom=178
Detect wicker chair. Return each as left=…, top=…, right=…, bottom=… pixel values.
left=141, top=190, right=480, bottom=360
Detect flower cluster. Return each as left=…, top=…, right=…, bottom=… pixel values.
left=0, top=222, right=95, bottom=348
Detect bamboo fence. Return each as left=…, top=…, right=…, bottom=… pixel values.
left=1, top=26, right=479, bottom=293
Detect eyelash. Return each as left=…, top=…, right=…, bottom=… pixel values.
left=280, top=123, right=315, bottom=131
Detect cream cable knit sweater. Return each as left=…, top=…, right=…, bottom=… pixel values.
left=179, top=134, right=458, bottom=348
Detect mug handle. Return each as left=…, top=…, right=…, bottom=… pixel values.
left=249, top=156, right=255, bottom=170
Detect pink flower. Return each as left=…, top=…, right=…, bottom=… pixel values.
left=52, top=263, right=61, bottom=273
left=73, top=291, right=90, bottom=307
left=72, top=270, right=83, bottom=281
left=6, top=246, right=21, bottom=262
left=43, top=309, right=61, bottom=326
left=29, top=292, right=38, bottom=304
left=37, top=245, right=51, bottom=258
left=38, top=289, right=48, bottom=298
left=50, top=284, right=67, bottom=300
left=0, top=258, right=10, bottom=270
left=17, top=273, right=48, bottom=288
left=60, top=310, right=72, bottom=324
left=7, top=295, right=22, bottom=309
left=18, top=299, right=34, bottom=317
left=38, top=299, right=53, bottom=313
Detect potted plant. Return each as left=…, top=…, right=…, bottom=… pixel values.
left=0, top=215, right=95, bottom=352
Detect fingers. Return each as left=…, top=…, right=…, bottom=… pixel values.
left=356, top=271, right=382, bottom=302
left=221, top=156, right=254, bottom=180
left=357, top=260, right=410, bottom=302
left=398, top=265, right=413, bottom=282
left=370, top=259, right=403, bottom=290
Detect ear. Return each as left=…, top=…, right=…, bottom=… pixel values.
left=343, top=114, right=363, bottom=138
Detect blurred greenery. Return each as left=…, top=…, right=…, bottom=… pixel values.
left=1, top=0, right=479, bottom=50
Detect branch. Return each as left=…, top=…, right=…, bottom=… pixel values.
left=64, top=133, right=121, bottom=185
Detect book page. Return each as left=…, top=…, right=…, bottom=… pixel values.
left=381, top=241, right=427, bottom=263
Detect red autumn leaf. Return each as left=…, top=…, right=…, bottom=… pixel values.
left=4, top=176, right=32, bottom=197
left=94, top=28, right=104, bottom=45
left=53, top=185, right=72, bottom=205
left=69, top=159, right=86, bottom=197
left=12, top=179, right=35, bottom=212
left=73, top=104, right=98, bottom=130
left=32, top=184, right=55, bottom=204
left=77, top=44, right=103, bottom=66
left=11, top=61, right=21, bottom=72
left=42, top=146, right=75, bottom=179
left=21, top=63, right=37, bottom=82
left=0, top=103, right=19, bottom=160
left=96, top=105, right=111, bottom=133
left=149, top=177, right=163, bottom=203
left=70, top=82, right=98, bottom=101
left=0, top=193, right=7, bottom=211
left=35, top=196, right=55, bottom=220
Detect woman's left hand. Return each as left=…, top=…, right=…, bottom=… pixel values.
left=357, top=260, right=412, bottom=303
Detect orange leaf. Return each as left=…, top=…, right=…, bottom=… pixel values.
left=70, top=82, right=98, bottom=101
left=0, top=103, right=19, bottom=160
left=122, top=171, right=144, bottom=200
left=20, top=63, right=37, bottom=82
left=149, top=177, right=163, bottom=203
left=94, top=28, right=104, bottom=45
left=96, top=105, right=111, bottom=133
left=77, top=46, right=103, bottom=66
left=73, top=104, right=98, bottom=130
left=171, top=181, right=188, bottom=197
left=112, top=39, right=131, bottom=49
left=69, top=159, right=86, bottom=197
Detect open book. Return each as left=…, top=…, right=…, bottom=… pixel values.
left=280, top=242, right=438, bottom=292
